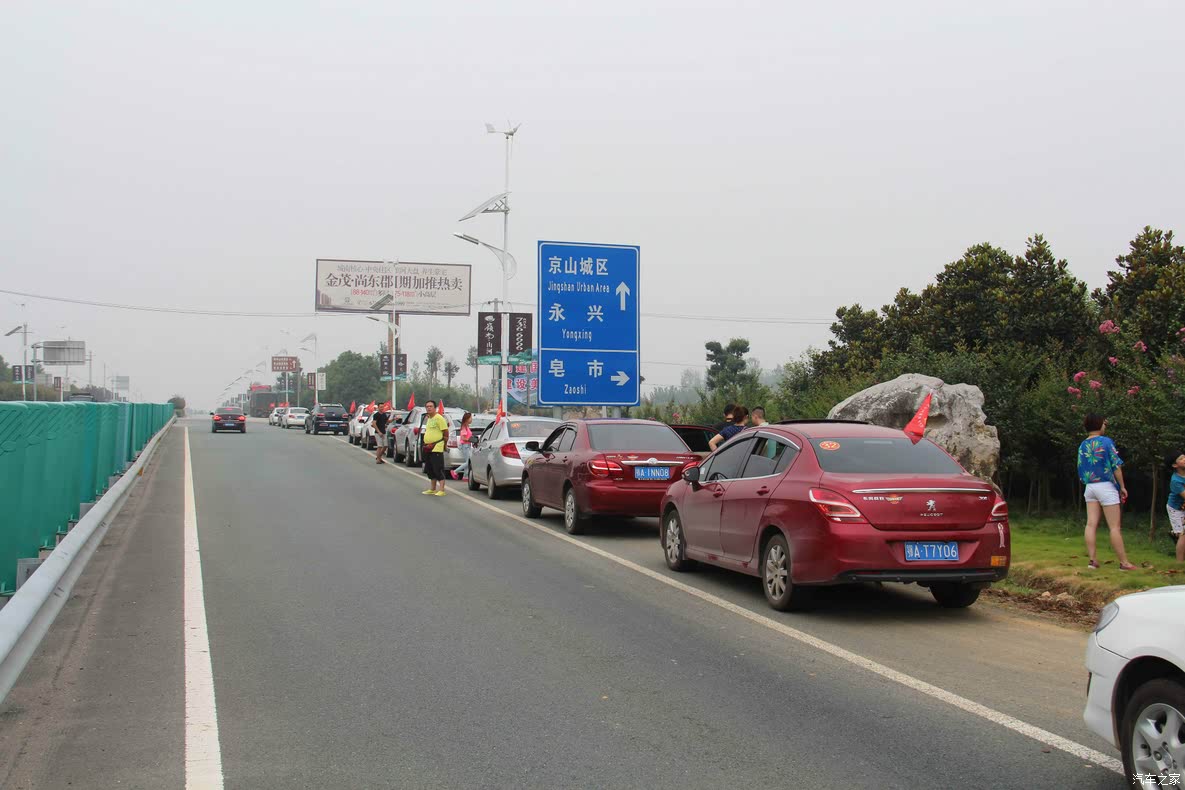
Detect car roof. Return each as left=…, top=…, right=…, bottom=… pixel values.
left=766, top=421, right=905, bottom=440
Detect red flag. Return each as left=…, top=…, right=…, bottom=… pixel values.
left=406, top=393, right=415, bottom=410
left=380, top=401, right=391, bottom=412
left=904, top=392, right=932, bottom=440
left=269, top=402, right=275, bottom=408
left=438, top=398, right=444, bottom=412
left=366, top=400, right=376, bottom=412
left=349, top=400, right=356, bottom=414
left=495, top=399, right=506, bottom=423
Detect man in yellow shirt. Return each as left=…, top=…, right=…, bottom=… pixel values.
left=421, top=400, right=451, bottom=496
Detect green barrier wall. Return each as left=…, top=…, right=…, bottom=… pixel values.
left=96, top=404, right=117, bottom=495
left=42, top=404, right=71, bottom=542
left=114, top=403, right=130, bottom=473
left=0, top=404, right=28, bottom=594
left=78, top=403, right=99, bottom=504
left=20, top=404, right=51, bottom=555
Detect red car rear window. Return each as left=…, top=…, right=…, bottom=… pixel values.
left=588, top=424, right=686, bottom=452
left=810, top=437, right=963, bottom=474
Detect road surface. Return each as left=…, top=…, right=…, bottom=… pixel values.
left=0, top=420, right=1125, bottom=789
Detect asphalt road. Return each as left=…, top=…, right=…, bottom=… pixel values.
left=0, top=419, right=1128, bottom=789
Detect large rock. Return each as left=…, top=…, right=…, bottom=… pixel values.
left=827, top=374, right=1000, bottom=481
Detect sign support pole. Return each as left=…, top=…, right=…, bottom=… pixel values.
left=389, top=310, right=395, bottom=408
left=500, top=131, right=511, bottom=418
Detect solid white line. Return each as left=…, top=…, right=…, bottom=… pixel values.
left=183, top=428, right=225, bottom=790
left=372, top=451, right=1123, bottom=775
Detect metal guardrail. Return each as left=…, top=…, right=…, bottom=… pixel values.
left=0, top=414, right=175, bottom=703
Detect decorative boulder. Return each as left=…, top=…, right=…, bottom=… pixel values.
left=827, top=374, right=1000, bottom=481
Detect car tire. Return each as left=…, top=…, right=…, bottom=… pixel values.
left=240, top=427, right=246, bottom=433
left=1120, top=677, right=1185, bottom=782
left=929, top=583, right=981, bottom=608
left=761, top=533, right=811, bottom=611
left=468, top=471, right=481, bottom=492
left=521, top=476, right=542, bottom=518
left=210, top=427, right=216, bottom=433
left=663, top=510, right=693, bottom=571
left=487, top=468, right=502, bottom=500
left=563, top=487, right=587, bottom=535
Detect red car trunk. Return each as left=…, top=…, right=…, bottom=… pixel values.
left=824, top=476, right=996, bottom=531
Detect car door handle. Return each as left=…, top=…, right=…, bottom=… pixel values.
left=756, top=487, right=770, bottom=495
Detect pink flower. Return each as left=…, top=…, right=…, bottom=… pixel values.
left=1066, top=386, right=1082, bottom=397
left=1089, top=380, right=1102, bottom=390
left=1072, top=371, right=1087, bottom=383
left=1108, top=357, right=1119, bottom=366
left=1099, top=320, right=1120, bottom=334
left=1134, top=340, right=1148, bottom=352
left=1178, top=327, right=1185, bottom=335
left=1127, top=386, right=1140, bottom=396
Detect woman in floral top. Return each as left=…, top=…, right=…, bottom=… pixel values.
left=1077, top=414, right=1136, bottom=570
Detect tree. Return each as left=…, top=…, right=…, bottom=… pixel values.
left=705, top=338, right=758, bottom=392
left=168, top=395, right=187, bottom=415
left=424, top=346, right=443, bottom=398
left=1094, top=226, right=1185, bottom=354
left=444, top=359, right=460, bottom=389
left=466, top=345, right=480, bottom=412
left=322, top=351, right=381, bottom=407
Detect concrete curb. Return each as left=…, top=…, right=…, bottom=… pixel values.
left=0, top=417, right=176, bottom=702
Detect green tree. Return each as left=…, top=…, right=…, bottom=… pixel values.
left=705, top=338, right=758, bottom=392
left=323, top=351, right=380, bottom=407
left=1094, top=226, right=1185, bottom=354
left=444, top=359, right=460, bottom=389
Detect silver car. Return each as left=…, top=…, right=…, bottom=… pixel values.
left=468, top=417, right=561, bottom=499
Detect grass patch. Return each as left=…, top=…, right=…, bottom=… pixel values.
left=1008, top=513, right=1185, bottom=606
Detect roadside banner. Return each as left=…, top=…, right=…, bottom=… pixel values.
left=477, top=312, right=501, bottom=364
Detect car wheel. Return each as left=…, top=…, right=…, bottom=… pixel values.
left=762, top=533, right=811, bottom=611
left=663, top=510, right=693, bottom=571
left=1121, top=678, right=1185, bottom=782
left=563, top=487, right=587, bottom=535
left=521, top=476, right=542, bottom=518
left=240, top=427, right=246, bottom=433
left=210, top=427, right=216, bottom=433
left=468, top=470, right=481, bottom=491
left=487, top=468, right=502, bottom=500
left=930, top=583, right=981, bottom=609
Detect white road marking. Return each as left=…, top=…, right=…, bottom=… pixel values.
left=183, top=428, right=225, bottom=789
left=359, top=443, right=1123, bottom=775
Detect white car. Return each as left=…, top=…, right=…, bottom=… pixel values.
left=392, top=406, right=466, bottom=465
left=268, top=408, right=283, bottom=426
left=1084, top=585, right=1185, bottom=783
left=348, top=407, right=372, bottom=445
left=281, top=407, right=309, bottom=429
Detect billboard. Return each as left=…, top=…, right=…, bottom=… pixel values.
left=272, top=356, right=299, bottom=373
left=112, top=375, right=130, bottom=391
left=477, top=312, right=501, bottom=364
left=316, top=372, right=327, bottom=390
left=509, top=313, right=532, bottom=364
left=42, top=340, right=86, bottom=366
left=315, top=259, right=395, bottom=314
left=389, top=262, right=472, bottom=316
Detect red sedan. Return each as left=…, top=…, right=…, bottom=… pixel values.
left=521, top=419, right=700, bottom=534
left=659, top=420, right=1009, bottom=611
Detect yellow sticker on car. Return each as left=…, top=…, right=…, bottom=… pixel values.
left=818, top=441, right=841, bottom=451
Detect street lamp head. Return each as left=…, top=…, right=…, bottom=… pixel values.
left=454, top=233, right=480, bottom=245
left=4, top=325, right=21, bottom=337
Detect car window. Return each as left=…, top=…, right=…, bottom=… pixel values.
left=703, top=438, right=754, bottom=482
left=740, top=437, right=798, bottom=478
left=479, top=423, right=499, bottom=443
left=541, top=426, right=567, bottom=452
left=507, top=419, right=561, bottom=438
left=556, top=428, right=577, bottom=452
left=810, top=437, right=963, bottom=474
left=289, top=408, right=308, bottom=415
left=673, top=426, right=712, bottom=453
left=216, top=408, right=242, bottom=416
left=587, top=423, right=686, bottom=451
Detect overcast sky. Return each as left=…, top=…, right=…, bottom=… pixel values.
left=2, top=1, right=1182, bottom=408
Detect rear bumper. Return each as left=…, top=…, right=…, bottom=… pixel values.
left=313, top=420, right=346, bottom=431
left=212, top=423, right=245, bottom=431
left=490, top=456, right=526, bottom=487
left=791, top=520, right=1010, bottom=585
left=580, top=481, right=669, bottom=518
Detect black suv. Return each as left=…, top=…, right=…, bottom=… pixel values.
left=306, top=403, right=348, bottom=435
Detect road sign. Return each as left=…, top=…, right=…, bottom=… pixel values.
left=271, top=356, right=299, bottom=373
left=537, top=241, right=639, bottom=406
left=477, top=312, right=501, bottom=364
left=41, top=340, right=86, bottom=366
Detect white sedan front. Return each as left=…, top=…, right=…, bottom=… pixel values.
left=1085, top=586, right=1185, bottom=785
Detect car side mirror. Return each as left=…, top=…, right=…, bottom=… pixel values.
left=682, top=465, right=701, bottom=485
left=524, top=441, right=541, bottom=452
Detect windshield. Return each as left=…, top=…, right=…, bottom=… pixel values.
left=810, top=437, right=964, bottom=475
left=507, top=419, right=561, bottom=438
left=588, top=423, right=687, bottom=452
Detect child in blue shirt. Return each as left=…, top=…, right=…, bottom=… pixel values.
left=1165, top=451, right=1185, bottom=562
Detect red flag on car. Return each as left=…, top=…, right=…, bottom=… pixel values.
left=903, top=392, right=932, bottom=441
left=380, top=401, right=391, bottom=412
left=366, top=400, right=376, bottom=412
left=438, top=398, right=444, bottom=411
left=495, top=399, right=506, bottom=423
left=349, top=400, right=356, bottom=414
left=406, top=393, right=415, bottom=410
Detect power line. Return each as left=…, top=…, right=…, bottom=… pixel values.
left=0, top=288, right=836, bottom=326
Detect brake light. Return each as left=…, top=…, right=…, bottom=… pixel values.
left=316, top=413, right=324, bottom=418
left=500, top=443, right=521, bottom=459
left=990, top=498, right=1009, bottom=522
left=447, top=437, right=459, bottom=448
left=236, top=415, right=246, bottom=422
left=212, top=415, right=221, bottom=421
left=589, top=457, right=625, bottom=478
left=809, top=489, right=868, bottom=523
left=413, top=427, right=420, bottom=435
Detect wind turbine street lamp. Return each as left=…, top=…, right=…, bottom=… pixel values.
left=457, top=121, right=520, bottom=417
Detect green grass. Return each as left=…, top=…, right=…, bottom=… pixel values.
left=1008, top=513, right=1185, bottom=604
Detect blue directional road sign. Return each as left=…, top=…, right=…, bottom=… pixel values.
left=537, top=241, right=640, bottom=407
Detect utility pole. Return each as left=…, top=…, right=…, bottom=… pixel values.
left=389, top=310, right=395, bottom=408
left=87, top=351, right=94, bottom=389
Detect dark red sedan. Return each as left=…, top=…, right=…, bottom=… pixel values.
left=659, top=420, right=1009, bottom=611
left=521, top=419, right=699, bottom=534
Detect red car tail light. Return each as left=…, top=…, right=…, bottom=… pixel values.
left=589, top=457, right=625, bottom=478
left=500, top=443, right=521, bottom=459
left=316, top=413, right=324, bottom=418
left=809, top=488, right=868, bottom=523
left=212, top=415, right=221, bottom=421
left=990, top=498, right=1008, bottom=522
left=447, top=437, right=459, bottom=448
left=236, top=415, right=246, bottom=422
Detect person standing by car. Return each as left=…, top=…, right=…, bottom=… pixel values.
left=751, top=406, right=768, bottom=427
left=452, top=412, right=474, bottom=481
left=712, top=404, right=735, bottom=435
left=422, top=400, right=450, bottom=496
left=1078, top=414, right=1136, bottom=570
left=372, top=408, right=390, bottom=464
left=708, top=406, right=749, bottom=451
left=1166, top=450, right=1185, bottom=562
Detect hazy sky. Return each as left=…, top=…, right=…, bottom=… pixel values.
left=2, top=1, right=1182, bottom=407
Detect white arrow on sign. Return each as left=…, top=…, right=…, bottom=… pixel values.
left=611, top=371, right=630, bottom=386
left=615, top=281, right=630, bottom=311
